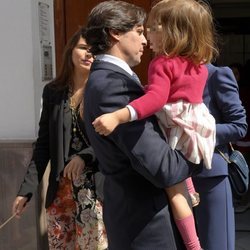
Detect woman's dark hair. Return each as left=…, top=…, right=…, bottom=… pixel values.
left=51, top=27, right=87, bottom=89
left=86, top=0, right=146, bottom=55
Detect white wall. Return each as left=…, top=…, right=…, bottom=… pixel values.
left=0, top=0, right=55, bottom=140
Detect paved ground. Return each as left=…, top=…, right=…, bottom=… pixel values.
left=1, top=205, right=249, bottom=250
left=235, top=205, right=250, bottom=250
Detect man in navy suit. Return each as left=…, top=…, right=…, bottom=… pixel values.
left=84, top=1, right=200, bottom=249
left=193, top=64, right=247, bottom=250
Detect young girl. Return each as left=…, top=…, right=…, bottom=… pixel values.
left=93, top=0, right=218, bottom=249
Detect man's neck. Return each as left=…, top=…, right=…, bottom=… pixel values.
left=96, top=54, right=133, bottom=75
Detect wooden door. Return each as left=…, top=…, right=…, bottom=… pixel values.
left=54, top=0, right=154, bottom=84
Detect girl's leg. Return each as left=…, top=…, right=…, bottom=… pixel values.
left=166, top=181, right=201, bottom=250
left=46, top=177, right=77, bottom=250
left=193, top=176, right=235, bottom=250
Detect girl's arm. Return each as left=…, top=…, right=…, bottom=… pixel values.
left=93, top=57, right=172, bottom=136
left=130, top=56, right=171, bottom=119
left=93, top=107, right=130, bottom=136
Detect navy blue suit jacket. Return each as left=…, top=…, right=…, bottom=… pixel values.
left=192, top=64, right=247, bottom=250
left=198, top=63, right=247, bottom=178
left=84, top=60, right=200, bottom=250
left=17, top=83, right=95, bottom=208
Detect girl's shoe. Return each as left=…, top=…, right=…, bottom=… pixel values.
left=190, top=192, right=200, bottom=207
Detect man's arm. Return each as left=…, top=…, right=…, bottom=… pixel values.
left=110, top=114, right=199, bottom=188
left=87, top=70, right=200, bottom=188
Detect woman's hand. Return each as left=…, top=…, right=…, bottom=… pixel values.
left=12, top=196, right=28, bottom=218
left=63, top=155, right=85, bottom=181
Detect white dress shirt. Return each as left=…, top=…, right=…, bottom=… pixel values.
left=95, top=54, right=138, bottom=121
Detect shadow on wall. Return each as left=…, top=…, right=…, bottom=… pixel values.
left=0, top=143, right=38, bottom=250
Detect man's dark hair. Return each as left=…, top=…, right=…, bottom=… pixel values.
left=86, top=0, right=146, bottom=55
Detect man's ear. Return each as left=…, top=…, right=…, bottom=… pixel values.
left=109, top=29, right=121, bottom=42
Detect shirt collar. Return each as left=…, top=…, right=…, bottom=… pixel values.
left=95, top=54, right=133, bottom=76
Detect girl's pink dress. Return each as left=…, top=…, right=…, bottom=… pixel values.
left=130, top=55, right=215, bottom=169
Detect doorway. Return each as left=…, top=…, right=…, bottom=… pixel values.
left=54, top=0, right=155, bottom=84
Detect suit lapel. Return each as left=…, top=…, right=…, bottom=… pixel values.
left=49, top=87, right=67, bottom=174
left=62, top=88, right=71, bottom=161
left=91, top=60, right=144, bottom=90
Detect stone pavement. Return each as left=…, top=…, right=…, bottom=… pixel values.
left=235, top=205, right=250, bottom=250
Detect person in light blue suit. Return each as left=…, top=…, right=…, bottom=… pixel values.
left=193, top=63, right=248, bottom=250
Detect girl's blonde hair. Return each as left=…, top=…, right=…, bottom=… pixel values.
left=147, top=0, right=219, bottom=64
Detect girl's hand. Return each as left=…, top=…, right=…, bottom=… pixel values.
left=12, top=196, right=28, bottom=218
left=92, top=113, right=119, bottom=136
left=63, top=155, right=85, bottom=181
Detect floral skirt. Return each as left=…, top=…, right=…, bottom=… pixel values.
left=46, top=169, right=108, bottom=250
